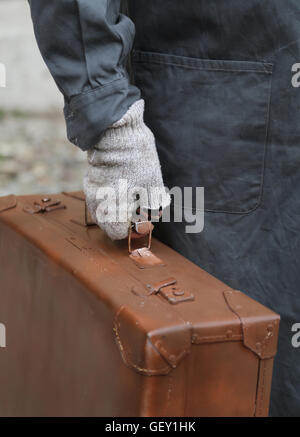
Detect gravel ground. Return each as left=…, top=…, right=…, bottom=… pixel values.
left=0, top=0, right=87, bottom=197
left=0, top=111, right=86, bottom=197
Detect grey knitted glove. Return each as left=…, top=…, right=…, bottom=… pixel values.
left=83, top=99, right=170, bottom=240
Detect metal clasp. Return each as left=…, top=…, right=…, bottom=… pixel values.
left=23, top=198, right=66, bottom=214
left=147, top=277, right=195, bottom=305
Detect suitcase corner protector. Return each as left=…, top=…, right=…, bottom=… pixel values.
left=223, top=289, right=280, bottom=360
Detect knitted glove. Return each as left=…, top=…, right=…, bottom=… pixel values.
left=83, top=99, right=170, bottom=240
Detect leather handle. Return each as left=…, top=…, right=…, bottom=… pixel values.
left=128, top=221, right=153, bottom=253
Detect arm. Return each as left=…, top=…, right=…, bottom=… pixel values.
left=28, top=0, right=140, bottom=150
left=29, top=0, right=170, bottom=238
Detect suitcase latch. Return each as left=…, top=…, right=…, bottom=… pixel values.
left=147, top=277, right=195, bottom=305
left=23, top=198, right=66, bottom=214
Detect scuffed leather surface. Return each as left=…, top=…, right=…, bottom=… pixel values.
left=0, top=195, right=17, bottom=213
left=0, top=193, right=280, bottom=416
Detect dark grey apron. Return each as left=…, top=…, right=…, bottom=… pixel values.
left=128, top=0, right=300, bottom=416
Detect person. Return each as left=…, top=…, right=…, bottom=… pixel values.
left=28, top=0, right=300, bottom=416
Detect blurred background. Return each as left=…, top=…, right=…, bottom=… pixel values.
left=0, top=0, right=86, bottom=197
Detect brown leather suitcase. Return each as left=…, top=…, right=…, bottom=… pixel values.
left=0, top=192, right=280, bottom=417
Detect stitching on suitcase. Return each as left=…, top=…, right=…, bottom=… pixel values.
left=191, top=334, right=242, bottom=344
left=255, top=359, right=267, bottom=417
left=113, top=305, right=171, bottom=376
left=150, top=321, right=192, bottom=367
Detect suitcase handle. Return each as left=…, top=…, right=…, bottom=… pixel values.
left=84, top=202, right=155, bottom=253
left=128, top=220, right=153, bottom=253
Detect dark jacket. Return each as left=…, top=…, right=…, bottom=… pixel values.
left=29, top=0, right=300, bottom=416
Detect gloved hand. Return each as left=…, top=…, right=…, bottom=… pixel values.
left=83, top=99, right=170, bottom=240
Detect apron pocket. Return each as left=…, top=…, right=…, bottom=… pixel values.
left=133, top=51, right=273, bottom=213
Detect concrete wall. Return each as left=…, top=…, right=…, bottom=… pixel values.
left=0, top=0, right=62, bottom=113
left=0, top=0, right=86, bottom=197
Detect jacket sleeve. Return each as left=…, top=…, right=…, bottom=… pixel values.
left=28, top=0, right=140, bottom=150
